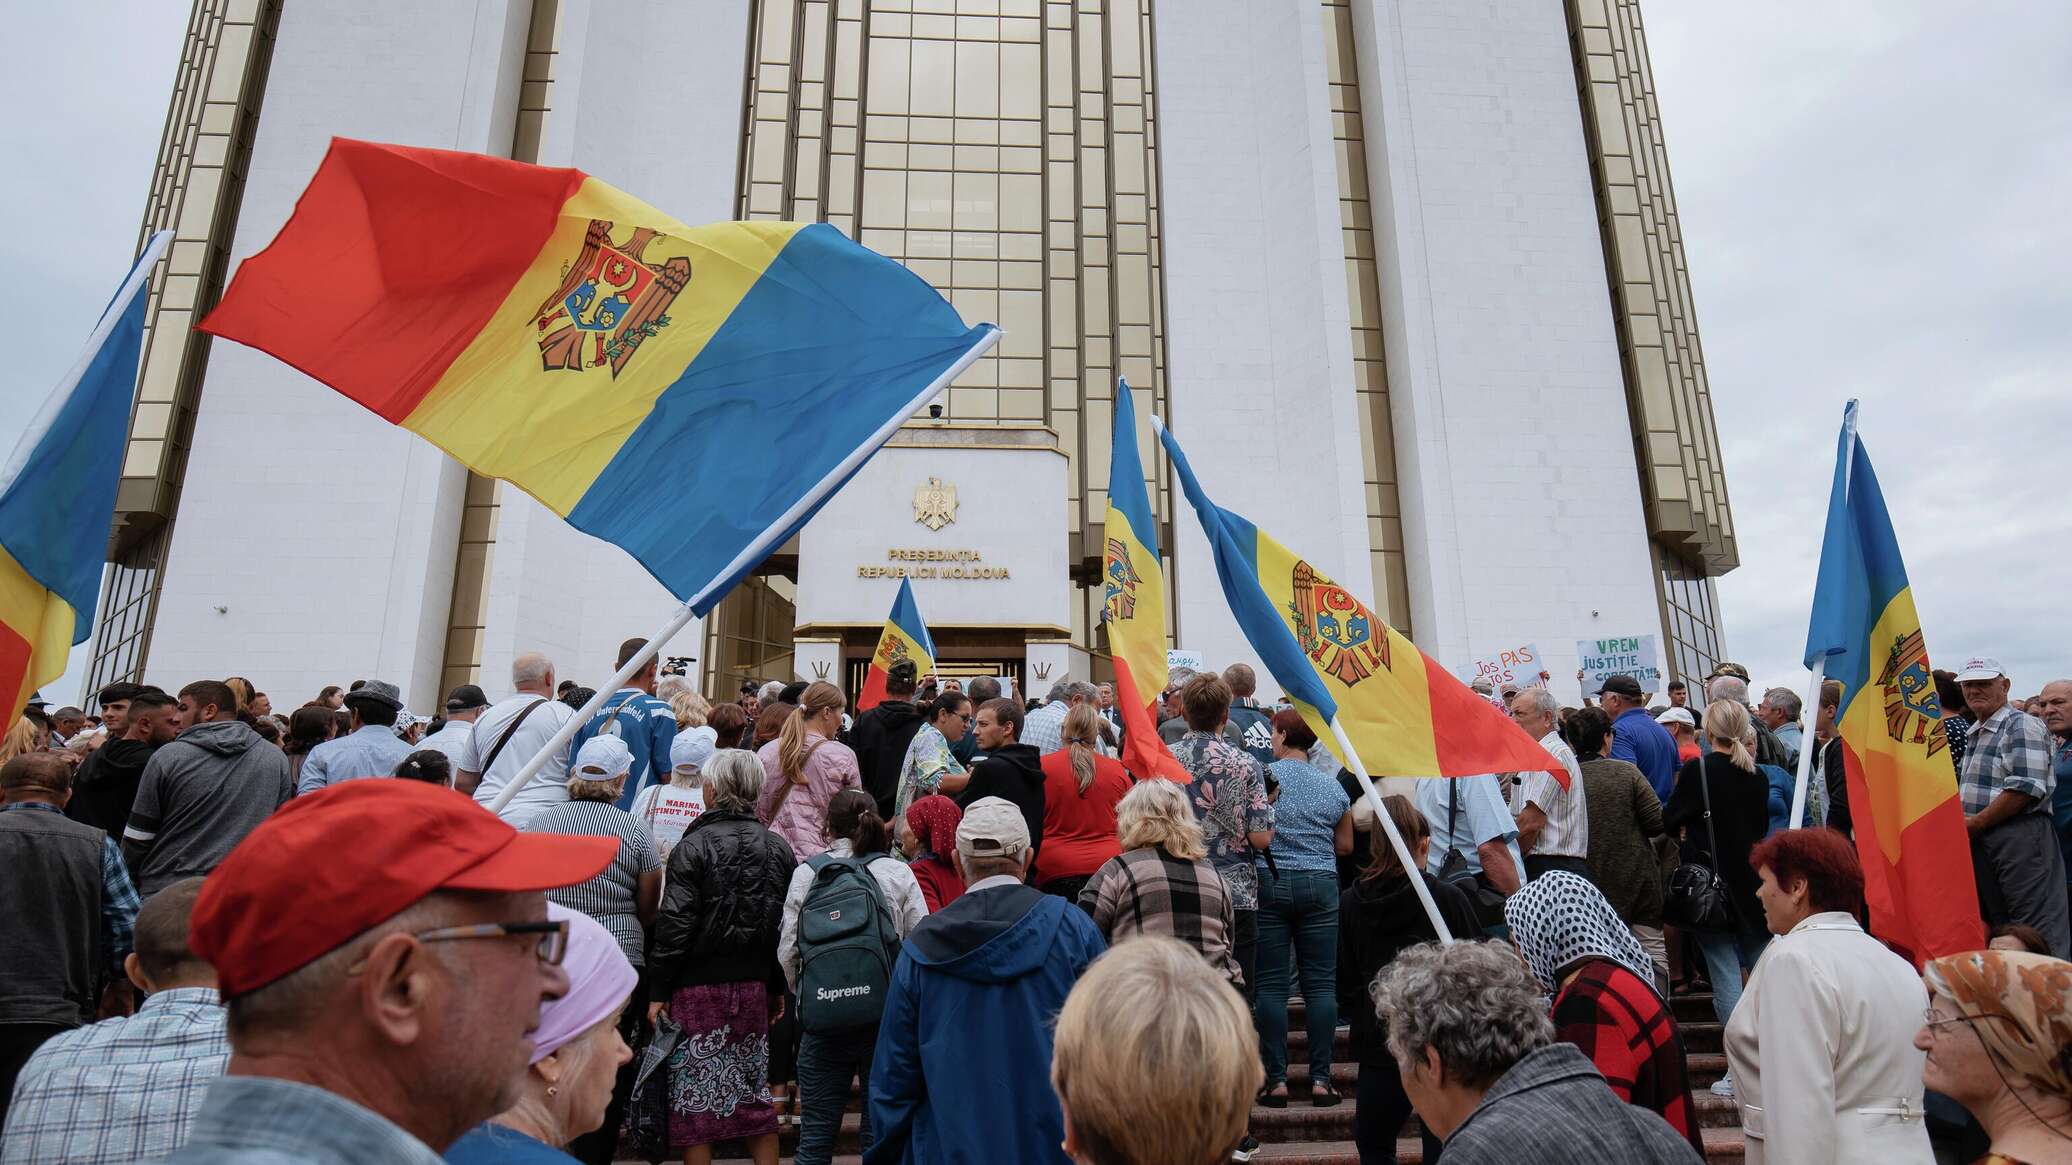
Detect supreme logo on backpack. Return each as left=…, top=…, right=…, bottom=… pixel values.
left=796, top=854, right=901, bottom=1033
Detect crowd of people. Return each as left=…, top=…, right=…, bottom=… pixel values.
left=3, top=646, right=2070, bottom=1165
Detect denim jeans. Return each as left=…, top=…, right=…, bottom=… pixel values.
left=1254, top=868, right=1339, bottom=1087
left=1692, top=930, right=1767, bottom=1025
left=794, top=1025, right=877, bottom=1165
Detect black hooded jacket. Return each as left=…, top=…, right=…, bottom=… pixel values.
left=65, top=739, right=159, bottom=835
left=1336, top=869, right=1479, bottom=1066
left=848, top=699, right=926, bottom=817
left=956, top=742, right=1047, bottom=870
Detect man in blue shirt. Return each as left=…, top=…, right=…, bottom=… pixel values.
left=1414, top=774, right=1521, bottom=936
left=567, top=637, right=679, bottom=811
left=1597, top=674, right=1678, bottom=801
left=2038, top=680, right=2072, bottom=914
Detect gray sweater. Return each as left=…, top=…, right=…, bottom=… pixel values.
left=1438, top=1043, right=1702, bottom=1165
left=124, top=720, right=292, bottom=895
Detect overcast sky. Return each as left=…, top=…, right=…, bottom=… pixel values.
left=4, top=2, right=2066, bottom=704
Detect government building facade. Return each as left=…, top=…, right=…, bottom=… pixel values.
left=84, top=0, right=1735, bottom=712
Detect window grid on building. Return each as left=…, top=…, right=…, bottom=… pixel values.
left=1320, top=0, right=1411, bottom=637
left=1656, top=543, right=1722, bottom=684
left=715, top=0, right=1176, bottom=679
left=87, top=0, right=282, bottom=697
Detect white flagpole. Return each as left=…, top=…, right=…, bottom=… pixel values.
left=1329, top=718, right=1456, bottom=943
left=1789, top=402, right=1860, bottom=830
left=488, top=601, right=695, bottom=815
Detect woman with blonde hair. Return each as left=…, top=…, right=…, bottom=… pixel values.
left=0, top=716, right=45, bottom=765
left=1051, top=936, right=1261, bottom=1165
left=1037, top=703, right=1133, bottom=900
left=1077, top=780, right=1242, bottom=988
left=1663, top=698, right=1773, bottom=1094
left=670, top=689, right=712, bottom=730
left=755, top=681, right=861, bottom=860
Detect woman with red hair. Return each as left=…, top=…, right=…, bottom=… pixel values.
left=1722, top=828, right=1934, bottom=1165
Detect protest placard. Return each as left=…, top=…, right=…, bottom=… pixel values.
left=1462, top=643, right=1545, bottom=691
left=1576, top=635, right=1664, bottom=697
left=1167, top=649, right=1205, bottom=673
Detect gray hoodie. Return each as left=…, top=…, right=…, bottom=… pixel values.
left=123, top=720, right=293, bottom=896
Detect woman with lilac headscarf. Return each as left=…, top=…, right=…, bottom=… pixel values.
left=446, top=904, right=637, bottom=1164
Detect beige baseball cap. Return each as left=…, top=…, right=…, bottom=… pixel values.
left=956, top=796, right=1030, bottom=859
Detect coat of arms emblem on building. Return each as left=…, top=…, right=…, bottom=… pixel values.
left=535, top=220, right=691, bottom=376
left=1289, top=559, right=1390, bottom=687
left=913, top=476, right=958, bottom=531
left=1877, top=628, right=1946, bottom=754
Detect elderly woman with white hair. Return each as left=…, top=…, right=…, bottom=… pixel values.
left=1369, top=940, right=1703, bottom=1164
left=1076, top=779, right=1243, bottom=989
left=446, top=905, right=637, bottom=1164
left=646, top=749, right=798, bottom=1165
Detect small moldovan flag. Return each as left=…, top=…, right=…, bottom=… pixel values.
left=858, top=577, right=936, bottom=712
left=1804, top=400, right=1982, bottom=962
left=1155, top=419, right=1564, bottom=783
left=201, top=139, right=998, bottom=616
left=1102, top=381, right=1188, bottom=782
left=0, top=232, right=171, bottom=721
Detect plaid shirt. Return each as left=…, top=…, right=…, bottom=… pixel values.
left=1960, top=704, right=2055, bottom=816
left=1021, top=701, right=1070, bottom=755
left=2, top=802, right=139, bottom=971
left=1551, top=959, right=1703, bottom=1155
left=1, top=987, right=228, bottom=1164
left=1078, top=846, right=1243, bottom=988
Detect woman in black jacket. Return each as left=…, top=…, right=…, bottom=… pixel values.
left=1661, top=700, right=1773, bottom=1046
left=1336, top=794, right=1478, bottom=1165
left=646, top=748, right=798, bottom=1165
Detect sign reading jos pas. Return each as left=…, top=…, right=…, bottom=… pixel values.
left=1577, top=635, right=1664, bottom=695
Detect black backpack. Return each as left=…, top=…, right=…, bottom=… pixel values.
left=796, top=854, right=902, bottom=1034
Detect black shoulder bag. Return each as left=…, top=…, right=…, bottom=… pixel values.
left=1664, top=760, right=1739, bottom=933
left=1434, top=780, right=1509, bottom=930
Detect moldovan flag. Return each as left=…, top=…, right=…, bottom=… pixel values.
left=1156, top=419, right=1564, bottom=783
left=1804, top=401, right=1982, bottom=962
left=1103, top=382, right=1188, bottom=783
left=858, top=577, right=935, bottom=712
left=202, top=139, right=998, bottom=615
left=0, top=232, right=170, bottom=722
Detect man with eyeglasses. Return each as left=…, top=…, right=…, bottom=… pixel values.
left=156, top=780, right=616, bottom=1164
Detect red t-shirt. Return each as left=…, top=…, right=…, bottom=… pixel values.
left=1036, top=749, right=1134, bottom=881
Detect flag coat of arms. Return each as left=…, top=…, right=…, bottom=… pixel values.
left=1103, top=382, right=1188, bottom=783
left=858, top=577, right=936, bottom=712
left=1804, top=401, right=1982, bottom=962
left=201, top=139, right=998, bottom=616
left=0, top=233, right=170, bottom=721
left=1156, top=420, right=1564, bottom=783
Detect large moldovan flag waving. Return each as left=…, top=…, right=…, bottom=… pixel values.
left=202, top=140, right=998, bottom=616
left=0, top=232, right=171, bottom=721
left=1103, top=382, right=1188, bottom=783
left=859, top=577, right=936, bottom=712
left=1155, top=420, right=1564, bottom=783
left=1803, top=401, right=1982, bottom=961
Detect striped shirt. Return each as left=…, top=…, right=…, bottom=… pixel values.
left=524, top=799, right=661, bottom=964
left=1514, top=730, right=1589, bottom=859
left=1, top=987, right=229, bottom=1164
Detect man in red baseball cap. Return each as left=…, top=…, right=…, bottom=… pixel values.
left=156, top=780, right=616, bottom=1164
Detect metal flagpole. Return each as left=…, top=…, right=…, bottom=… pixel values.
left=487, top=601, right=697, bottom=816
left=1789, top=400, right=1860, bottom=830
left=1328, top=719, right=1456, bottom=943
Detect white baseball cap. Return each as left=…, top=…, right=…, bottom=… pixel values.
left=671, top=726, right=718, bottom=774
left=572, top=735, right=633, bottom=783
left=1656, top=706, right=1696, bottom=728
left=1953, top=657, right=2006, bottom=684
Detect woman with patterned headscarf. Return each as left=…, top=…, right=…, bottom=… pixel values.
left=1504, top=870, right=1704, bottom=1153
left=1919, top=949, right=2072, bottom=1163
left=903, top=794, right=965, bottom=912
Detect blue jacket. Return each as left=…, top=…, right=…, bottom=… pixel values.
left=865, top=883, right=1105, bottom=1165
left=1609, top=707, right=1679, bottom=802
left=1762, top=763, right=1795, bottom=837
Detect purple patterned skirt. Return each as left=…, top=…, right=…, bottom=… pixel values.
left=666, top=980, right=779, bottom=1147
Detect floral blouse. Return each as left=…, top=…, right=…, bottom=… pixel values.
left=1173, top=731, right=1274, bottom=909
left=895, top=723, right=965, bottom=817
